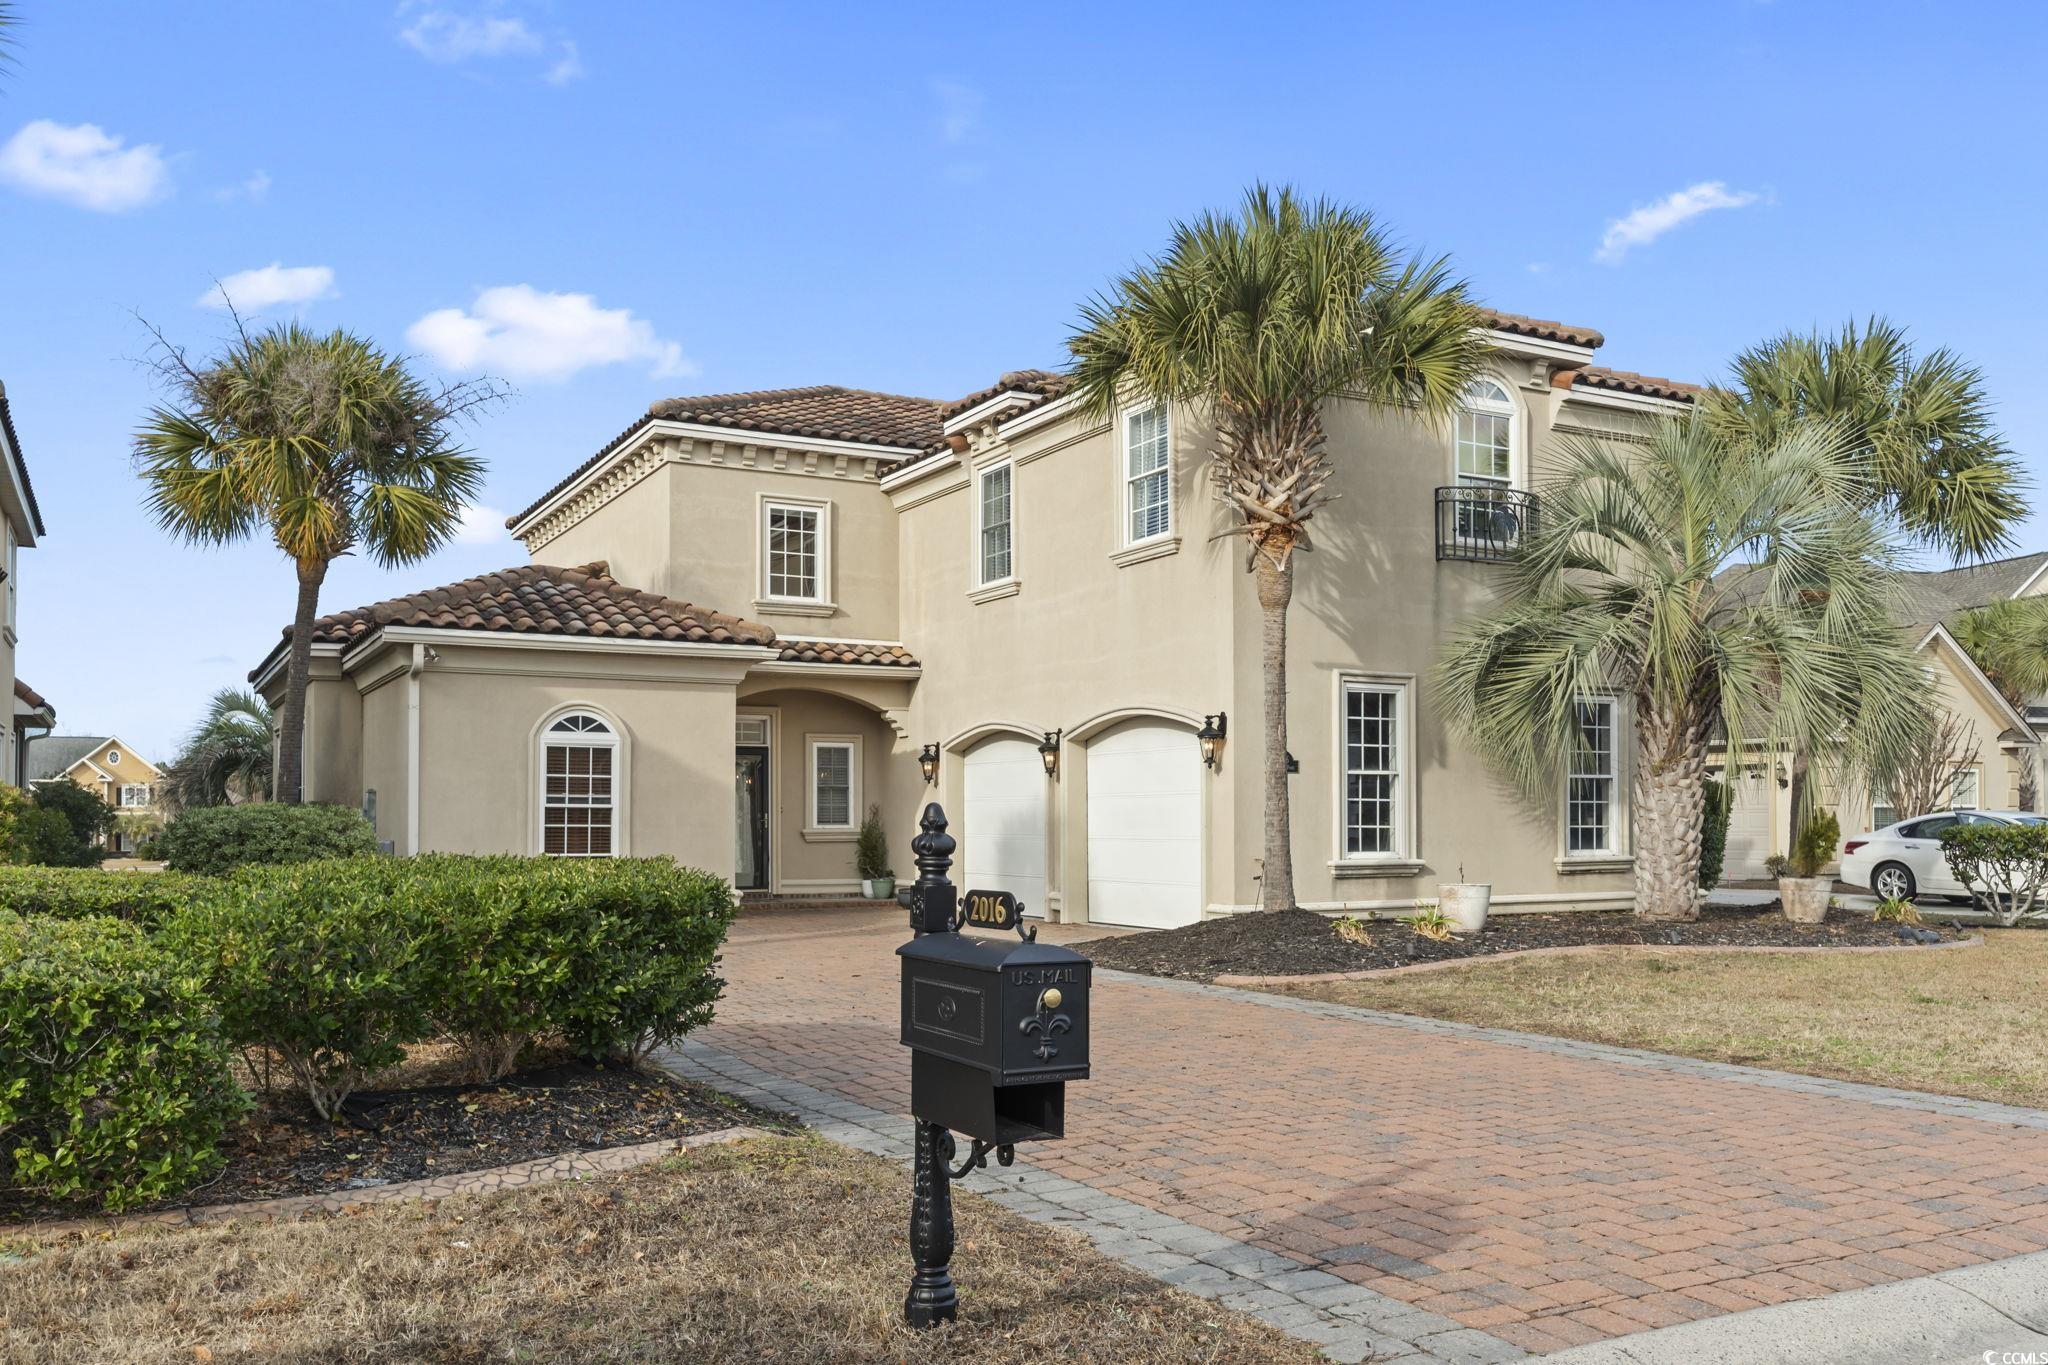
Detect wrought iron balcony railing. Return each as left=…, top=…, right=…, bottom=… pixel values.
left=1435, top=485, right=1537, bottom=563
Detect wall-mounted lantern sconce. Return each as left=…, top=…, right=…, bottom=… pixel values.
left=1197, top=712, right=1227, bottom=769
left=1038, top=730, right=1062, bottom=778
left=1285, top=751, right=1300, bottom=775
left=919, top=743, right=941, bottom=786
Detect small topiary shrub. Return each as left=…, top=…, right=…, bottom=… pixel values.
left=1792, top=810, right=1840, bottom=879
left=156, top=803, right=377, bottom=876
left=855, top=804, right=890, bottom=883
left=1939, top=821, right=2048, bottom=925
left=0, top=912, right=248, bottom=1210
left=0, top=865, right=211, bottom=928
left=163, top=861, right=430, bottom=1119
left=1698, top=777, right=1730, bottom=890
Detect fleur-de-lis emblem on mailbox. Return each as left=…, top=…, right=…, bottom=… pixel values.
left=1019, top=987, right=1071, bottom=1061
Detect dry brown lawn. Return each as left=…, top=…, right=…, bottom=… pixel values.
left=1271, top=929, right=2048, bottom=1108
left=0, top=1135, right=1316, bottom=1365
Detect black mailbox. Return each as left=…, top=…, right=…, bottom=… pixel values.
left=899, top=927, right=1091, bottom=1145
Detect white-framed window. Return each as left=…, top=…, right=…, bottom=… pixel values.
left=807, top=736, right=860, bottom=831
left=762, top=499, right=826, bottom=602
left=1952, top=767, right=1981, bottom=809
left=1566, top=699, right=1618, bottom=854
left=119, top=783, right=151, bottom=807
left=1123, top=404, right=1172, bottom=544
left=540, top=712, right=618, bottom=857
left=1454, top=378, right=1516, bottom=489
left=106, top=748, right=120, bottom=766
left=1872, top=781, right=1898, bottom=830
left=977, top=462, right=1014, bottom=586
left=735, top=715, right=771, bottom=747
left=1340, top=680, right=1408, bottom=858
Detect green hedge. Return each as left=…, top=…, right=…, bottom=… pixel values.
left=0, top=912, right=247, bottom=1210
left=0, top=866, right=213, bottom=928
left=156, top=803, right=377, bottom=876
left=166, top=856, right=737, bottom=1113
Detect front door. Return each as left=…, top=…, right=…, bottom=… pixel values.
left=735, top=747, right=770, bottom=890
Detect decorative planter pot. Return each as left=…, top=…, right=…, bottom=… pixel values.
left=1439, top=882, right=1492, bottom=935
left=862, top=877, right=896, bottom=901
left=1778, top=876, right=1832, bottom=924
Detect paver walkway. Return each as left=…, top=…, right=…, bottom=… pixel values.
left=703, top=907, right=2048, bottom=1355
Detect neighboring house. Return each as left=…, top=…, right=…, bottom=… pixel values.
left=1712, top=551, right=2048, bottom=879
left=257, top=306, right=1710, bottom=926
left=24, top=735, right=165, bottom=852
left=0, top=381, right=47, bottom=786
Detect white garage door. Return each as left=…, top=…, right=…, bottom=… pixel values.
left=1723, top=769, right=1776, bottom=881
left=963, top=737, right=1048, bottom=919
left=1087, top=721, right=1202, bottom=928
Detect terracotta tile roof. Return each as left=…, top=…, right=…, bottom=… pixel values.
left=1573, top=366, right=1701, bottom=403
left=508, top=385, right=947, bottom=531
left=0, top=383, right=46, bottom=538
left=250, top=562, right=776, bottom=681
left=773, top=638, right=918, bottom=668
left=938, top=369, right=1072, bottom=422
left=1477, top=309, right=1605, bottom=350
left=13, top=677, right=49, bottom=711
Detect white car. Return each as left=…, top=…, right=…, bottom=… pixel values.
left=1839, top=809, right=2048, bottom=901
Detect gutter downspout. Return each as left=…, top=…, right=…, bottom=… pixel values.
left=407, top=644, right=428, bottom=855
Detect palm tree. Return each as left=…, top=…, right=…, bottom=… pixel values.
left=162, top=687, right=276, bottom=812
left=1949, top=598, right=2048, bottom=810
left=1704, top=318, right=2026, bottom=828
left=1438, top=417, right=1930, bottom=921
left=1067, top=186, right=1487, bottom=912
left=135, top=322, right=499, bottom=802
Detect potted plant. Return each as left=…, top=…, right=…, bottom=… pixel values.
left=1437, top=867, right=1490, bottom=935
left=1777, top=810, right=1839, bottom=924
left=856, top=804, right=894, bottom=900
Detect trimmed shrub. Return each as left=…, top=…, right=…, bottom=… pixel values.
left=156, top=803, right=376, bottom=876
left=0, top=865, right=211, bottom=928
left=1940, top=821, right=2048, bottom=925
left=163, top=862, right=429, bottom=1119
left=1698, top=778, right=1730, bottom=891
left=0, top=912, right=247, bottom=1210
left=855, top=804, right=890, bottom=882
left=1792, top=809, right=1840, bottom=879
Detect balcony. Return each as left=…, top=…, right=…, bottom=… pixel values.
left=1435, top=485, right=1537, bottom=563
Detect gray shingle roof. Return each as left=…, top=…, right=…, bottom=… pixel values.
left=24, top=735, right=111, bottom=784
left=1892, top=552, right=2048, bottom=627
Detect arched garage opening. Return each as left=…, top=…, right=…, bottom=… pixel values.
left=952, top=726, right=1050, bottom=920
left=1077, top=714, right=1203, bottom=929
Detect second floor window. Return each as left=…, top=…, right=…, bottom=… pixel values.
left=1125, top=404, right=1171, bottom=543
left=1567, top=699, right=1617, bottom=853
left=1455, top=379, right=1515, bottom=489
left=119, top=784, right=151, bottom=807
left=764, top=501, right=822, bottom=601
left=979, top=463, right=1013, bottom=584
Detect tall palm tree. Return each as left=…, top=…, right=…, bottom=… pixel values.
left=1704, top=319, right=2026, bottom=829
left=162, top=687, right=276, bottom=812
left=135, top=322, right=499, bottom=803
left=1438, top=417, right=1930, bottom=921
left=1067, top=186, right=1487, bottom=912
left=1949, top=598, right=2048, bottom=811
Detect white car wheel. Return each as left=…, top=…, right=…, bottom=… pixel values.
left=1872, top=862, right=1917, bottom=901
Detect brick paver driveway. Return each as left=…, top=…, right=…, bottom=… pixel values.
left=702, top=906, right=2048, bottom=1354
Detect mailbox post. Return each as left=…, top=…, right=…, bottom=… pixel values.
left=895, top=802, right=1092, bottom=1327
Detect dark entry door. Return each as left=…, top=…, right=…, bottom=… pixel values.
left=735, top=747, right=770, bottom=890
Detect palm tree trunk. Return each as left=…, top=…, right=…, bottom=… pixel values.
left=274, top=557, right=328, bottom=805
left=1254, top=552, right=1296, bottom=912
left=1785, top=743, right=1813, bottom=847
left=1634, top=703, right=1706, bottom=922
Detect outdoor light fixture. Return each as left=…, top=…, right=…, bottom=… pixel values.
left=1038, top=730, right=1061, bottom=778
left=1197, top=712, right=1227, bottom=769
left=918, top=743, right=940, bottom=786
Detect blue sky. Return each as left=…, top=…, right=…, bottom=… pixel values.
left=3, top=1, right=2045, bottom=761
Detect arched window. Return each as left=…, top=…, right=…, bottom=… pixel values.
left=540, top=712, right=618, bottom=857
left=1454, top=378, right=1516, bottom=489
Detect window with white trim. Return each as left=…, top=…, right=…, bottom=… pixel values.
left=1454, top=379, right=1515, bottom=489
left=1341, top=681, right=1405, bottom=857
left=106, top=749, right=120, bottom=766
left=1952, top=767, right=1981, bottom=809
left=763, top=501, right=823, bottom=601
left=1124, top=404, right=1171, bottom=543
left=808, top=737, right=858, bottom=831
left=119, top=783, right=151, bottom=807
left=1871, top=781, right=1898, bottom=830
left=1566, top=699, right=1618, bottom=854
left=541, top=712, right=617, bottom=857
left=978, top=463, right=1013, bottom=585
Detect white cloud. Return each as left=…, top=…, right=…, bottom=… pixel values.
left=406, top=285, right=692, bottom=382
left=200, top=263, right=338, bottom=313
left=453, top=503, right=508, bottom=545
left=545, top=40, right=585, bottom=85
left=0, top=119, right=169, bottom=212
left=933, top=79, right=983, bottom=144
left=1595, top=181, right=1761, bottom=264
left=214, top=169, right=272, bottom=203
left=399, top=9, right=542, bottom=62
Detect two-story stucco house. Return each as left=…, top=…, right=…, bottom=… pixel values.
left=0, top=381, right=48, bottom=786
left=255, top=308, right=1761, bottom=923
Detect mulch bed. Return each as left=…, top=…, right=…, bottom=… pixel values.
left=2, top=1059, right=797, bottom=1222
left=1085, top=904, right=1973, bottom=983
